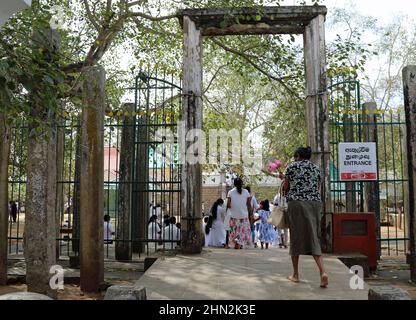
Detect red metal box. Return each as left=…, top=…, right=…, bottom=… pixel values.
left=332, top=213, right=377, bottom=269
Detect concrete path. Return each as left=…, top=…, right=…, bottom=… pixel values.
left=136, top=247, right=369, bottom=300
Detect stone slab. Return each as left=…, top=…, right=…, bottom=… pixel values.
left=136, top=247, right=369, bottom=300
left=0, top=292, right=53, bottom=300
left=368, top=286, right=411, bottom=300
left=104, top=285, right=146, bottom=300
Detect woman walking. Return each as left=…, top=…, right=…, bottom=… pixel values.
left=227, top=178, right=252, bottom=249
left=281, top=147, right=329, bottom=288
left=207, top=198, right=226, bottom=247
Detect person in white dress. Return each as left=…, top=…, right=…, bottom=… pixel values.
left=163, top=216, right=181, bottom=247
left=203, top=216, right=211, bottom=248
left=148, top=214, right=161, bottom=242
left=104, top=214, right=115, bottom=244
left=206, top=198, right=226, bottom=247
left=223, top=198, right=232, bottom=248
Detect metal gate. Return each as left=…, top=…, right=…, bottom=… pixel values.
left=329, top=77, right=409, bottom=257
left=7, top=71, right=182, bottom=260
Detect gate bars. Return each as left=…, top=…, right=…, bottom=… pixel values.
left=329, top=76, right=409, bottom=257
left=7, top=70, right=182, bottom=260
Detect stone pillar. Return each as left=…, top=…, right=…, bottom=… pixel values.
left=115, top=103, right=134, bottom=261
left=0, top=114, right=10, bottom=285
left=304, top=15, right=331, bottom=252
left=24, top=28, right=59, bottom=296
left=180, top=16, right=204, bottom=254
left=80, top=66, right=105, bottom=292
left=403, top=66, right=416, bottom=282
left=362, top=102, right=381, bottom=258
left=132, top=116, right=149, bottom=254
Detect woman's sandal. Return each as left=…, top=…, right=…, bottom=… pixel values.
left=320, top=273, right=329, bottom=288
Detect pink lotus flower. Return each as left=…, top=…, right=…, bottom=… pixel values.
left=267, top=159, right=283, bottom=172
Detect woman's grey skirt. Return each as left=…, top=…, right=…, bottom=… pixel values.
left=287, top=200, right=322, bottom=256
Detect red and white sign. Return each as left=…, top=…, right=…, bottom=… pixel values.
left=339, top=143, right=378, bottom=181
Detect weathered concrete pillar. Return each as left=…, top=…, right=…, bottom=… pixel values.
left=304, top=14, right=331, bottom=252
left=403, top=66, right=416, bottom=282
left=180, top=16, right=204, bottom=254
left=116, top=103, right=134, bottom=261
left=80, top=66, right=105, bottom=292
left=132, top=116, right=148, bottom=254
left=0, top=114, right=11, bottom=285
left=24, top=28, right=59, bottom=296
left=362, top=102, right=381, bottom=258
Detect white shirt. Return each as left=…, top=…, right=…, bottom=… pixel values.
left=148, top=222, right=161, bottom=240
left=227, top=187, right=250, bottom=219
left=104, top=221, right=114, bottom=241
left=164, top=224, right=181, bottom=241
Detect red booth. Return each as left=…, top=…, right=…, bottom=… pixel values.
left=332, top=213, right=378, bottom=269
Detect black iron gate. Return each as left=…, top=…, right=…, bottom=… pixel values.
left=329, top=77, right=409, bottom=257
left=130, top=71, right=183, bottom=255
left=7, top=71, right=182, bottom=260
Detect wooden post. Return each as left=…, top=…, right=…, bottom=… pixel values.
left=24, top=28, right=59, bottom=296
left=181, top=16, right=204, bottom=253
left=80, top=66, right=105, bottom=292
left=116, top=103, right=134, bottom=261
left=403, top=65, right=416, bottom=282
left=363, top=102, right=381, bottom=258
left=304, top=14, right=331, bottom=252
left=0, top=114, right=10, bottom=285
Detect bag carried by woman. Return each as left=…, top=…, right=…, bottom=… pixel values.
left=268, top=186, right=289, bottom=229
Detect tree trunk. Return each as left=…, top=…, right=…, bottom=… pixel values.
left=0, top=114, right=11, bottom=285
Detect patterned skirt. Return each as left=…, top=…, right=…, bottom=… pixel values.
left=229, top=217, right=252, bottom=247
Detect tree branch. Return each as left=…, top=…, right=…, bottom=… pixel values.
left=82, top=0, right=100, bottom=31
left=209, top=38, right=302, bottom=100
left=130, top=12, right=178, bottom=21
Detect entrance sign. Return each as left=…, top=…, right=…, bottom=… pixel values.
left=339, top=143, right=378, bottom=181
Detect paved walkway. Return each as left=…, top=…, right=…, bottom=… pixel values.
left=136, top=247, right=369, bottom=300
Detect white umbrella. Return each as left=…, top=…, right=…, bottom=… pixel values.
left=0, top=0, right=31, bottom=26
